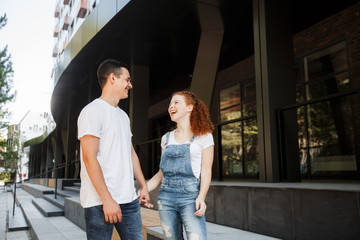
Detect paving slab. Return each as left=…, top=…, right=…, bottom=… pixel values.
left=8, top=206, right=29, bottom=231
left=32, top=198, right=64, bottom=217
left=146, top=220, right=281, bottom=240
left=63, top=186, right=80, bottom=193
left=43, top=194, right=66, bottom=209
left=18, top=194, right=86, bottom=240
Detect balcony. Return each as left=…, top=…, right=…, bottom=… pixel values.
left=62, top=41, right=68, bottom=53
left=54, top=5, right=60, bottom=18
left=52, top=46, right=59, bottom=58
left=62, top=15, right=70, bottom=30
left=53, top=25, right=60, bottom=37
left=77, top=0, right=88, bottom=18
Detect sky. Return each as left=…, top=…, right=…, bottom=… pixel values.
left=0, top=0, right=56, bottom=125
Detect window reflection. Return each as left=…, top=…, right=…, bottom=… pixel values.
left=298, top=41, right=357, bottom=176
left=221, top=122, right=242, bottom=176
left=244, top=119, right=259, bottom=176
left=219, top=79, right=258, bottom=178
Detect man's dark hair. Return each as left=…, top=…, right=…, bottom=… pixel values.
left=97, top=59, right=129, bottom=88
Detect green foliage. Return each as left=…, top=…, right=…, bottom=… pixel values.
left=0, top=14, right=7, bottom=30
left=0, top=13, right=17, bottom=180
left=0, top=13, right=16, bottom=117
left=0, top=45, right=15, bottom=106
left=2, top=130, right=20, bottom=174
left=0, top=171, right=12, bottom=182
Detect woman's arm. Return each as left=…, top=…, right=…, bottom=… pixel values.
left=145, top=147, right=164, bottom=192
left=146, top=169, right=163, bottom=192
left=137, top=148, right=164, bottom=208
left=195, top=145, right=214, bottom=217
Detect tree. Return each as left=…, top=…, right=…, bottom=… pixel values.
left=0, top=14, right=16, bottom=117
left=0, top=14, right=17, bottom=181
left=2, top=129, right=21, bottom=181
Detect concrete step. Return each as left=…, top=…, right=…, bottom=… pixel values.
left=22, top=183, right=54, bottom=198
left=73, top=182, right=81, bottom=187
left=43, top=194, right=65, bottom=210
left=8, top=206, right=29, bottom=231
left=32, top=198, right=64, bottom=217
left=17, top=197, right=86, bottom=240
left=63, top=186, right=80, bottom=193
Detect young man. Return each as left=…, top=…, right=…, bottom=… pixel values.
left=77, top=59, right=150, bottom=239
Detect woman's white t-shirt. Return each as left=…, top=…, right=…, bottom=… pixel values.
left=161, top=130, right=214, bottom=178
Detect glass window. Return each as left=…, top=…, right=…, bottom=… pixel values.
left=305, top=41, right=348, bottom=82
left=220, top=84, right=241, bottom=122
left=298, top=41, right=357, bottom=176
left=219, top=79, right=258, bottom=178
left=243, top=118, right=259, bottom=176
left=221, top=122, right=243, bottom=177
left=243, top=81, right=256, bottom=117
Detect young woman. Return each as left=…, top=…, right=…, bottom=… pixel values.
left=143, top=91, right=214, bottom=240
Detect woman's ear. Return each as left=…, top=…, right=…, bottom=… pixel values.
left=187, top=104, right=194, bottom=112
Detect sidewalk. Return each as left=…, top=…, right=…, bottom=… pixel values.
left=0, top=187, right=31, bottom=240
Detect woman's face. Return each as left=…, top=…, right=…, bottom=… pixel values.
left=168, top=94, right=193, bottom=122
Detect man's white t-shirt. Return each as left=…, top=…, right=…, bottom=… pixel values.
left=77, top=98, right=137, bottom=208
left=161, top=130, right=214, bottom=178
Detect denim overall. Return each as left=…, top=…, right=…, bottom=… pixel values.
left=157, top=132, right=207, bottom=240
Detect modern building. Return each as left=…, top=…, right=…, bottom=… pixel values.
left=6, top=111, right=54, bottom=182
left=26, top=0, right=360, bottom=239
left=52, top=0, right=101, bottom=83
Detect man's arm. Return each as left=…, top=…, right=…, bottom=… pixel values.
left=131, top=144, right=152, bottom=208
left=80, top=135, right=122, bottom=223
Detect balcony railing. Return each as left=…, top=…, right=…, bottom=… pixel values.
left=77, top=0, right=88, bottom=18
left=54, top=5, right=60, bottom=18
left=53, top=25, right=60, bottom=37
left=62, top=15, right=70, bottom=30
left=52, top=46, right=59, bottom=57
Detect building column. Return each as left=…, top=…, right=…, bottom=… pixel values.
left=190, top=1, right=224, bottom=107
left=130, top=65, right=150, bottom=178
left=46, top=136, right=54, bottom=178
left=53, top=128, right=64, bottom=178
left=61, top=98, right=78, bottom=179
left=253, top=0, right=300, bottom=182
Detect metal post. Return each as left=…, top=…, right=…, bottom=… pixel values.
left=13, top=182, right=17, bottom=215
left=55, top=174, right=58, bottom=199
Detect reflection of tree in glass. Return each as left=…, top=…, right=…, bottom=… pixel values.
left=221, top=122, right=242, bottom=176
left=221, top=115, right=259, bottom=177
left=244, top=119, right=258, bottom=176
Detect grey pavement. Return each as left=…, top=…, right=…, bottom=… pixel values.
left=1, top=187, right=31, bottom=240
left=147, top=223, right=281, bottom=240
left=1, top=186, right=86, bottom=240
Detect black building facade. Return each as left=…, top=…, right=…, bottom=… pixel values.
left=27, top=0, right=360, bottom=239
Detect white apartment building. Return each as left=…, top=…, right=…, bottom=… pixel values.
left=52, top=0, right=101, bottom=83
left=9, top=111, right=55, bottom=182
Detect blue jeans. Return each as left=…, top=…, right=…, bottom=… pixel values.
left=84, top=199, right=143, bottom=240
left=157, top=179, right=207, bottom=240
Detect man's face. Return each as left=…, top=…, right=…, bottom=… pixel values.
left=114, top=67, right=132, bottom=99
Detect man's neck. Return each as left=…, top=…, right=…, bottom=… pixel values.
left=100, top=94, right=120, bottom=107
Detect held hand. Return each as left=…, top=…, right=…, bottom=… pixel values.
left=138, top=188, right=153, bottom=208
left=194, top=198, right=207, bottom=217
left=103, top=198, right=122, bottom=223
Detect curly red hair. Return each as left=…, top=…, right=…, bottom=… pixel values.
left=172, top=91, right=214, bottom=136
